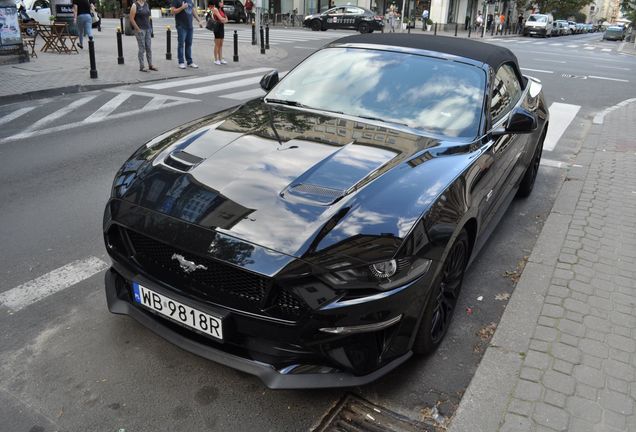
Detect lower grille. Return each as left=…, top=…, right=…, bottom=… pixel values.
left=124, top=229, right=307, bottom=320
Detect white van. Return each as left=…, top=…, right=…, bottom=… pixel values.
left=523, top=13, right=553, bottom=37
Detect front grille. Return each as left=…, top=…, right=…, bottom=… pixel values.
left=124, top=229, right=307, bottom=320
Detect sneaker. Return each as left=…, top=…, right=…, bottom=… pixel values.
left=178, top=63, right=186, bottom=69
left=214, top=60, right=222, bottom=65
left=77, top=43, right=83, bottom=49
left=220, top=59, right=227, bottom=64
left=188, top=63, right=199, bottom=68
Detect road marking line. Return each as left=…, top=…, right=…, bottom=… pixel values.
left=549, top=43, right=563, bottom=46
left=544, top=102, right=580, bottom=151
left=593, top=98, right=636, bottom=124
left=566, top=45, right=578, bottom=48
left=0, top=106, right=36, bottom=126
left=520, top=67, right=553, bottom=74
left=83, top=92, right=132, bottom=123
left=0, top=257, right=109, bottom=312
left=142, top=67, right=273, bottom=90
left=539, top=59, right=566, bottom=63
left=180, top=71, right=289, bottom=95
left=601, top=48, right=612, bottom=52
left=540, top=158, right=565, bottom=168
left=584, top=46, right=594, bottom=50
left=293, top=46, right=317, bottom=49
left=21, top=95, right=97, bottom=134
left=588, top=75, right=629, bottom=83
left=517, top=41, right=532, bottom=44
left=597, top=65, right=630, bottom=71
left=220, top=88, right=265, bottom=100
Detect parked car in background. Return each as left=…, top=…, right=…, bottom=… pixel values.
left=524, top=13, right=553, bottom=37
left=554, top=20, right=570, bottom=35
left=603, top=25, right=625, bottom=41
left=222, top=0, right=246, bottom=23
left=103, top=34, right=548, bottom=389
left=303, top=6, right=384, bottom=33
left=552, top=21, right=566, bottom=36
left=16, top=0, right=50, bottom=24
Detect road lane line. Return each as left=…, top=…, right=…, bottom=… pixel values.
left=0, top=107, right=36, bottom=126
left=540, top=158, right=565, bottom=168
left=601, top=48, right=612, bottom=52
left=142, top=67, right=273, bottom=90
left=0, top=257, right=109, bottom=312
left=20, top=95, right=97, bottom=134
left=293, top=46, right=316, bottom=49
left=83, top=92, right=132, bottom=123
left=584, top=46, right=594, bottom=50
left=220, top=88, right=265, bottom=100
left=539, top=59, right=566, bottom=63
left=180, top=71, right=289, bottom=95
left=544, top=103, right=580, bottom=151
left=588, top=75, right=629, bottom=83
left=520, top=67, right=553, bottom=74
left=597, top=65, right=630, bottom=71
left=566, top=45, right=578, bottom=48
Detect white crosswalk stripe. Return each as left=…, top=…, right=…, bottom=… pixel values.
left=544, top=102, right=580, bottom=151
left=190, top=28, right=340, bottom=45
left=584, top=46, right=595, bottom=50
left=487, top=38, right=612, bottom=52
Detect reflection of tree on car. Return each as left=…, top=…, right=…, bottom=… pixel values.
left=303, top=5, right=384, bottom=33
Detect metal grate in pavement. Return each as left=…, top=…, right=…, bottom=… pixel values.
left=312, top=394, right=435, bottom=432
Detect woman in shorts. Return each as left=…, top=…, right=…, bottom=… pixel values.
left=210, top=0, right=228, bottom=65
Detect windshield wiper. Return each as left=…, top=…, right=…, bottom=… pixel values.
left=265, top=98, right=307, bottom=108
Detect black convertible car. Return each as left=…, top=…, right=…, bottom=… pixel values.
left=303, top=6, right=384, bottom=33
left=104, top=34, right=548, bottom=389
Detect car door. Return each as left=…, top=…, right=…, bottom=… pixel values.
left=344, top=6, right=362, bottom=29
left=325, top=7, right=346, bottom=29
left=31, top=0, right=50, bottom=24
left=477, top=63, right=526, bottom=229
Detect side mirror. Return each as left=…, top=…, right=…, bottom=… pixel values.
left=260, top=70, right=279, bottom=92
left=491, top=108, right=537, bottom=137
left=35, top=6, right=40, bottom=10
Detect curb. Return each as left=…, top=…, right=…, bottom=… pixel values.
left=448, top=124, right=598, bottom=431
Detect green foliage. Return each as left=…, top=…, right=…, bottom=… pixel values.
left=621, top=0, right=636, bottom=22
left=534, top=0, right=592, bottom=17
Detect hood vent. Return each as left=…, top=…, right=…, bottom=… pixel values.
left=163, top=150, right=204, bottom=172
left=284, top=183, right=345, bottom=204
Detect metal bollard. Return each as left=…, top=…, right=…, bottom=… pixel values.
left=260, top=26, right=265, bottom=54
left=89, top=36, right=98, bottom=78
left=252, top=22, right=256, bottom=45
left=468, top=25, right=471, bottom=38
left=233, top=30, right=239, bottom=62
left=455, top=22, right=458, bottom=36
left=265, top=24, right=270, bottom=49
left=407, top=21, right=410, bottom=33
left=116, top=28, right=124, bottom=64
left=434, top=22, right=437, bottom=35
left=491, top=23, right=495, bottom=36
left=120, top=15, right=124, bottom=33
left=166, top=26, right=172, bottom=60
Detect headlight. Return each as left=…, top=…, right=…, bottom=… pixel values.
left=322, top=257, right=432, bottom=291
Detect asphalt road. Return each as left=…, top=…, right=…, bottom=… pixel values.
left=0, top=30, right=634, bottom=432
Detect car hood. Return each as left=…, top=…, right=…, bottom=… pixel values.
left=112, top=99, right=460, bottom=264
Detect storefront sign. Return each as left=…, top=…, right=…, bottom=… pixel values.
left=0, top=6, right=21, bottom=46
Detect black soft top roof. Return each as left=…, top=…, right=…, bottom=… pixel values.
left=331, top=33, right=521, bottom=76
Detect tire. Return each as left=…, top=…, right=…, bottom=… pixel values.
left=311, top=19, right=321, bottom=31
left=413, top=229, right=470, bottom=355
left=358, top=22, right=369, bottom=34
left=516, top=129, right=545, bottom=198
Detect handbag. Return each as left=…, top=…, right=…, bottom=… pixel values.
left=206, top=15, right=218, bottom=32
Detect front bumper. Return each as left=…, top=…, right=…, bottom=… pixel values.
left=524, top=26, right=547, bottom=35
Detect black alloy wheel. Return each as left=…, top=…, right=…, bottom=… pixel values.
left=413, top=229, right=469, bottom=355
left=311, top=19, right=322, bottom=31
left=516, top=129, right=545, bottom=198
left=358, top=22, right=369, bottom=33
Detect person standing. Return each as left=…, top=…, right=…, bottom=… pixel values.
left=388, top=3, right=397, bottom=32
left=130, top=0, right=156, bottom=72
left=244, top=0, right=253, bottom=23
left=476, top=10, right=483, bottom=31
left=421, top=7, right=429, bottom=31
left=210, top=0, right=228, bottom=65
left=498, top=13, right=505, bottom=34
left=72, top=0, right=92, bottom=49
left=171, top=0, right=203, bottom=69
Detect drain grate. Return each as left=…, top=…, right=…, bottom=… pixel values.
left=312, top=394, right=436, bottom=432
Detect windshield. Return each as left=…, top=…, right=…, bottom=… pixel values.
left=528, top=15, right=547, bottom=22
left=266, top=48, right=486, bottom=138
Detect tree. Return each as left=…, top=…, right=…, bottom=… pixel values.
left=621, top=0, right=636, bottom=22
left=533, top=0, right=593, bottom=18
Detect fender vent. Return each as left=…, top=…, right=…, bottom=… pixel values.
left=163, top=151, right=204, bottom=172
left=285, top=183, right=345, bottom=203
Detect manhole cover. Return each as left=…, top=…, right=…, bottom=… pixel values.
left=312, top=394, right=436, bottom=432
left=561, top=73, right=588, bottom=79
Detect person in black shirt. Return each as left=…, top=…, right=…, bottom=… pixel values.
left=130, top=0, right=157, bottom=71
left=171, top=0, right=203, bottom=69
left=73, top=0, right=93, bottom=49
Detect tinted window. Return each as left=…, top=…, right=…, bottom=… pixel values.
left=528, top=15, right=547, bottom=22
left=346, top=7, right=363, bottom=14
left=490, top=64, right=522, bottom=122
left=267, top=48, right=486, bottom=138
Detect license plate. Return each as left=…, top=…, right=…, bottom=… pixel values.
left=132, top=282, right=223, bottom=341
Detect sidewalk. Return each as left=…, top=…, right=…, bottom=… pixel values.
left=450, top=100, right=636, bottom=431
left=0, top=21, right=287, bottom=104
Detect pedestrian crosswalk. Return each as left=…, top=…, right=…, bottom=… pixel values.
left=486, top=37, right=618, bottom=53
left=189, top=27, right=343, bottom=46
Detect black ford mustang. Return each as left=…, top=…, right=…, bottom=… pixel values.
left=303, top=6, right=384, bottom=33
left=104, top=34, right=548, bottom=389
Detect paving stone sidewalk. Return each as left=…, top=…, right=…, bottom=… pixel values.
left=450, top=101, right=636, bottom=431
left=0, top=20, right=287, bottom=103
